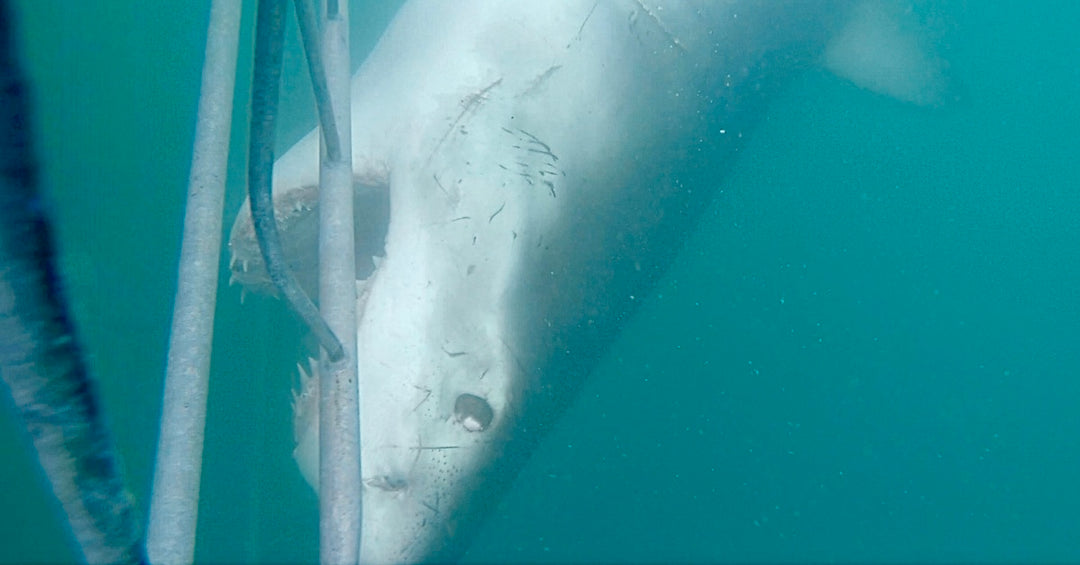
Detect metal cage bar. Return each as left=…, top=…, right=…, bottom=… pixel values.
left=312, top=0, right=362, bottom=561
left=146, top=1, right=242, bottom=562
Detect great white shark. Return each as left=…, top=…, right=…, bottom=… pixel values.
left=229, top=1, right=946, bottom=562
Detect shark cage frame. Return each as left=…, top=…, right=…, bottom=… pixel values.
left=149, top=0, right=361, bottom=563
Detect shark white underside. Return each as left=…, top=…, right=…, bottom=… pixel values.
left=229, top=1, right=946, bottom=562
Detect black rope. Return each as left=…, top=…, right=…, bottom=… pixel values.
left=249, top=0, right=344, bottom=362
left=0, top=2, right=147, bottom=562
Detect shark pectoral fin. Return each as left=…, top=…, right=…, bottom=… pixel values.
left=823, top=1, right=949, bottom=106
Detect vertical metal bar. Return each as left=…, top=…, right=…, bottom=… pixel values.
left=146, top=0, right=241, bottom=562
left=316, top=0, right=360, bottom=561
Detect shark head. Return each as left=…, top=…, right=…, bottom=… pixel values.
left=228, top=1, right=948, bottom=562
left=230, top=122, right=536, bottom=563
left=230, top=3, right=650, bottom=560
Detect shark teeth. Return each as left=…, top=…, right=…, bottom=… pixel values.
left=292, top=357, right=320, bottom=441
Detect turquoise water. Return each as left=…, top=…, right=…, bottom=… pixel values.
left=2, top=1, right=1078, bottom=563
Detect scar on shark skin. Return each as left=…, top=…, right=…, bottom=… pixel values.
left=420, top=494, right=439, bottom=516
left=442, top=346, right=468, bottom=358
left=365, top=475, right=408, bottom=492
left=433, top=173, right=449, bottom=196
left=517, top=128, right=558, bottom=161
left=503, top=128, right=559, bottom=198
left=521, top=64, right=563, bottom=97
left=565, top=1, right=599, bottom=48
left=630, top=0, right=688, bottom=53
left=412, top=385, right=433, bottom=413
left=411, top=445, right=462, bottom=451
left=488, top=202, right=505, bottom=222
left=428, top=77, right=504, bottom=163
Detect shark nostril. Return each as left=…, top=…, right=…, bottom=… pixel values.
left=454, top=393, right=494, bottom=432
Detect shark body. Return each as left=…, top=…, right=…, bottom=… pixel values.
left=229, top=1, right=945, bottom=562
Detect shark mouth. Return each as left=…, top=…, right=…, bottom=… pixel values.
left=227, top=177, right=392, bottom=489
left=227, top=179, right=391, bottom=303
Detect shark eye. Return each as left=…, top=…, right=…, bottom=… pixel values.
left=454, top=393, right=494, bottom=432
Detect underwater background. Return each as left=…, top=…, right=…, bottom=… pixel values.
left=2, top=1, right=1077, bottom=563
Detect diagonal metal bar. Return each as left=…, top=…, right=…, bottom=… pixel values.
left=146, top=0, right=242, bottom=562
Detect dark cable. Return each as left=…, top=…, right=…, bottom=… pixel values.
left=249, top=0, right=344, bottom=362
left=293, top=0, right=341, bottom=162
left=0, top=2, right=147, bottom=562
